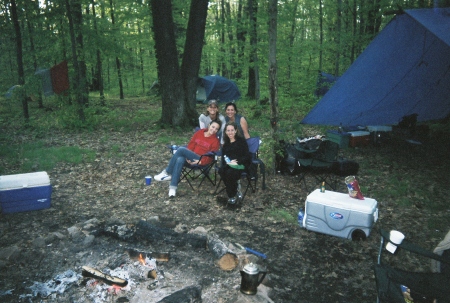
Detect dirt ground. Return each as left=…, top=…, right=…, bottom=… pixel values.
left=0, top=111, right=449, bottom=302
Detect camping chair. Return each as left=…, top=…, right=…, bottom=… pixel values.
left=167, top=145, right=218, bottom=190
left=296, top=140, right=339, bottom=192
left=179, top=151, right=218, bottom=190
left=214, top=137, right=266, bottom=203
left=374, top=229, right=450, bottom=303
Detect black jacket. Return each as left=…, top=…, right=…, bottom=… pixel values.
left=221, top=136, right=251, bottom=168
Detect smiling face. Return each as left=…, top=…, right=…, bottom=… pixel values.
left=225, top=124, right=237, bottom=141
left=207, top=104, right=219, bottom=117
left=225, top=105, right=237, bottom=119
left=207, top=121, right=220, bottom=136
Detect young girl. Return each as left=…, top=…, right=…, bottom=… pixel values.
left=219, top=122, right=250, bottom=204
left=155, top=120, right=221, bottom=197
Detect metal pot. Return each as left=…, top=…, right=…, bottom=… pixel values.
left=240, top=263, right=267, bottom=295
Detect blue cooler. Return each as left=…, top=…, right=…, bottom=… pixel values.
left=0, top=172, right=52, bottom=214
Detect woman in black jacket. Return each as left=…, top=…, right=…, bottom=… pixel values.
left=219, top=122, right=251, bottom=204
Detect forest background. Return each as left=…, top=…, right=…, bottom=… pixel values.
left=1, top=0, right=450, bottom=169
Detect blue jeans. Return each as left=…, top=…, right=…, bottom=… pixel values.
left=166, top=147, right=200, bottom=188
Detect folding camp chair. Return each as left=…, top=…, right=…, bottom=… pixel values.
left=296, top=140, right=339, bottom=192
left=214, top=137, right=266, bottom=203
left=179, top=152, right=218, bottom=190
left=374, top=229, right=450, bottom=303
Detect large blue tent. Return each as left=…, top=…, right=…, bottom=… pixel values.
left=301, top=8, right=450, bottom=127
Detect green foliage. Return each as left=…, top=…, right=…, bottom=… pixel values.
left=0, top=141, right=95, bottom=174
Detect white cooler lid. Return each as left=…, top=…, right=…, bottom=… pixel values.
left=0, top=172, right=50, bottom=191
left=306, top=189, right=377, bottom=213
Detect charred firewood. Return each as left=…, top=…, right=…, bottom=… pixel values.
left=81, top=266, right=128, bottom=287
left=156, top=285, right=202, bottom=303
left=126, top=248, right=170, bottom=262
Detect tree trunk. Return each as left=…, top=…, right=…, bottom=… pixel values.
left=10, top=0, right=29, bottom=122
left=268, top=0, right=279, bottom=173
left=109, top=0, right=124, bottom=99
left=151, top=0, right=186, bottom=126
left=138, top=24, right=145, bottom=95
left=180, top=0, right=209, bottom=124
left=69, top=0, right=89, bottom=115
left=287, top=0, right=299, bottom=90
left=91, top=0, right=105, bottom=104
left=246, top=0, right=259, bottom=101
left=319, top=0, right=323, bottom=71
left=334, top=0, right=342, bottom=76
left=235, top=0, right=246, bottom=79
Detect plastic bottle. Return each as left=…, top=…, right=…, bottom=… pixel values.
left=224, top=155, right=231, bottom=163
left=298, top=209, right=304, bottom=228
left=321, top=181, right=326, bottom=193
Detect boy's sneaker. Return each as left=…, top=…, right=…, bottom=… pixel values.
left=155, top=170, right=171, bottom=181
left=168, top=188, right=176, bottom=198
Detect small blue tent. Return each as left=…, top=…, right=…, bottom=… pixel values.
left=314, top=71, right=340, bottom=97
left=196, top=75, right=241, bottom=103
left=302, top=8, right=450, bottom=126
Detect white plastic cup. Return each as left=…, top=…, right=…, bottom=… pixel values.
left=145, top=176, right=152, bottom=185
left=386, top=230, right=405, bottom=254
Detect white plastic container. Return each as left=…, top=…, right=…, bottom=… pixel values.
left=0, top=172, right=52, bottom=214
left=303, top=189, right=378, bottom=240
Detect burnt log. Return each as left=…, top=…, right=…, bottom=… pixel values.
left=207, top=233, right=239, bottom=271
left=156, top=285, right=202, bottom=303
left=82, top=266, right=128, bottom=287
left=134, top=220, right=207, bottom=249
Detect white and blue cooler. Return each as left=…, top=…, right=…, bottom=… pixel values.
left=302, top=189, right=378, bottom=240
left=0, top=172, right=52, bottom=214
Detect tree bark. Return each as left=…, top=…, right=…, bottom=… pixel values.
left=66, top=0, right=88, bottom=121
left=10, top=0, right=29, bottom=122
left=91, top=0, right=104, bottom=104
left=268, top=0, right=279, bottom=173
left=109, top=0, right=124, bottom=99
left=180, top=0, right=209, bottom=123
left=235, top=0, right=246, bottom=79
left=207, top=233, right=239, bottom=271
left=246, top=0, right=259, bottom=101
left=151, top=0, right=187, bottom=126
left=334, top=0, right=342, bottom=76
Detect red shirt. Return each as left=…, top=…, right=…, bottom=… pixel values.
left=187, top=129, right=220, bottom=165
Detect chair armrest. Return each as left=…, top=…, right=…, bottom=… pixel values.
left=380, top=229, right=450, bottom=264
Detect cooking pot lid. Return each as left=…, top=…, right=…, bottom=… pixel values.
left=243, top=262, right=259, bottom=274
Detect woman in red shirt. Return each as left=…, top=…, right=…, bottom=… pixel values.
left=155, top=120, right=221, bottom=197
